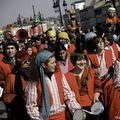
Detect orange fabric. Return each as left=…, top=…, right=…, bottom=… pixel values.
left=112, top=42, right=119, bottom=59
left=37, top=72, right=64, bottom=107
left=48, top=111, right=66, bottom=120
left=32, top=44, right=45, bottom=55
left=68, top=55, right=74, bottom=71
left=105, top=49, right=113, bottom=68
left=88, top=54, right=99, bottom=68
left=39, top=44, right=45, bottom=50
left=32, top=46, right=38, bottom=55
left=103, top=78, right=120, bottom=120
left=88, top=49, right=113, bottom=68
left=65, top=68, right=98, bottom=107
left=67, top=44, right=76, bottom=54
left=3, top=74, right=28, bottom=104
left=0, top=53, right=4, bottom=60
left=30, top=25, right=42, bottom=36
left=0, top=61, right=11, bottom=87
left=106, top=16, right=120, bottom=25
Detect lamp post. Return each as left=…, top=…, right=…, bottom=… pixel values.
left=52, top=0, right=67, bottom=26
left=63, top=0, right=67, bottom=14
left=32, top=5, right=36, bottom=17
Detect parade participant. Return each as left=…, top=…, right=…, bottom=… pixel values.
left=65, top=53, right=102, bottom=120
left=87, top=36, right=120, bottom=120
left=55, top=44, right=74, bottom=74
left=44, top=28, right=57, bottom=53
left=106, top=7, right=120, bottom=25
left=3, top=30, right=14, bottom=41
left=25, top=45, right=34, bottom=57
left=58, top=31, right=76, bottom=54
left=0, top=40, right=19, bottom=88
left=103, top=33, right=120, bottom=62
left=67, top=9, right=80, bottom=44
left=31, top=35, right=45, bottom=55
left=29, top=16, right=43, bottom=37
left=26, top=50, right=81, bottom=120
left=3, top=50, right=31, bottom=120
left=0, top=40, right=19, bottom=119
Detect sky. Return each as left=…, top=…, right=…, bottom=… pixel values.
left=0, top=0, right=75, bottom=27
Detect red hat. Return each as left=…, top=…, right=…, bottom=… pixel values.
left=16, top=50, right=30, bottom=62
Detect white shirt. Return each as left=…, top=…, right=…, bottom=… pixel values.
left=26, top=73, right=81, bottom=120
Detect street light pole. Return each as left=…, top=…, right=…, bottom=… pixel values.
left=58, top=0, right=63, bottom=26
left=32, top=5, right=36, bottom=17
left=53, top=0, right=63, bottom=26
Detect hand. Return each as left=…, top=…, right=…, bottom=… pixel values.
left=93, top=92, right=100, bottom=103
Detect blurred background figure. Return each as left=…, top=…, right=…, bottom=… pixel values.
left=29, top=15, right=43, bottom=37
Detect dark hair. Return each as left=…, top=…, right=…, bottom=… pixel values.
left=103, top=33, right=113, bottom=45
left=3, top=40, right=19, bottom=54
left=87, top=36, right=102, bottom=54
left=70, top=52, right=88, bottom=66
left=55, top=43, right=67, bottom=60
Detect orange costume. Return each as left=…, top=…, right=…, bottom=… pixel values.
left=36, top=72, right=66, bottom=120
left=106, top=16, right=120, bottom=25
left=106, top=7, right=120, bottom=25
left=30, top=25, right=43, bottom=36
left=88, top=49, right=120, bottom=120
left=65, top=67, right=102, bottom=107
left=0, top=60, right=12, bottom=88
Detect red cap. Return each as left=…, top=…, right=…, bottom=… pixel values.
left=16, top=50, right=30, bottom=61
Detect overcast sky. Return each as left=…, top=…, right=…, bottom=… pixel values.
left=0, top=0, right=75, bottom=27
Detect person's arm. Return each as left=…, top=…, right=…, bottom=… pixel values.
left=62, top=74, right=81, bottom=114
left=26, top=81, right=43, bottom=120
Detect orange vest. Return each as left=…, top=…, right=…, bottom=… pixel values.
left=30, top=25, right=43, bottom=36
left=88, top=49, right=113, bottom=68
left=106, top=16, right=120, bottom=25
left=36, top=72, right=64, bottom=108
left=0, top=61, right=11, bottom=76
left=65, top=68, right=97, bottom=107
left=112, top=42, right=119, bottom=59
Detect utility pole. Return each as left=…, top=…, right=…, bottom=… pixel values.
left=58, top=0, right=63, bottom=26
left=32, top=5, right=36, bottom=17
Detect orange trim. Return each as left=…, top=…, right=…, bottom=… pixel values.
left=48, top=111, right=66, bottom=120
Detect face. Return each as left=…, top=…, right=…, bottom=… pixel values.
left=27, top=47, right=33, bottom=56
left=21, top=59, right=31, bottom=68
left=59, top=50, right=67, bottom=61
left=103, top=37, right=110, bottom=47
left=109, top=12, right=115, bottom=18
left=44, top=56, right=56, bottom=73
left=35, top=40, right=41, bottom=46
left=59, top=38, right=68, bottom=45
left=75, top=57, right=87, bottom=70
left=97, top=39, right=105, bottom=50
left=5, top=45, right=17, bottom=58
left=19, top=42, right=25, bottom=51
left=49, top=36, right=57, bottom=44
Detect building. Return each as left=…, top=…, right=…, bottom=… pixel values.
left=79, top=0, right=120, bottom=29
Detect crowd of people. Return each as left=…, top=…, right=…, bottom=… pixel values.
left=0, top=6, right=120, bottom=120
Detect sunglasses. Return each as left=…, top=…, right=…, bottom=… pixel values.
left=22, top=60, right=31, bottom=64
